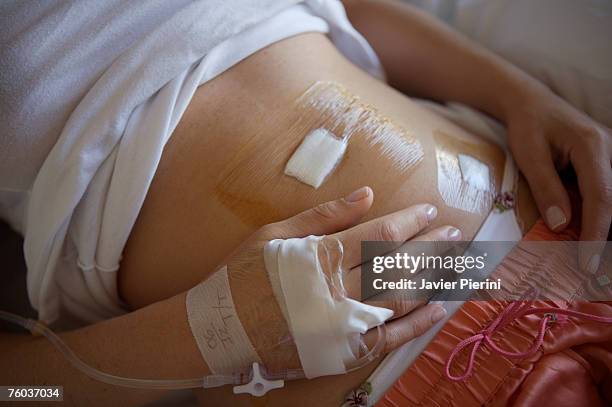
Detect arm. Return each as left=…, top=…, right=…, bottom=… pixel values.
left=0, top=293, right=209, bottom=406
left=344, top=0, right=612, bottom=266
left=2, top=188, right=450, bottom=406
left=342, top=0, right=534, bottom=120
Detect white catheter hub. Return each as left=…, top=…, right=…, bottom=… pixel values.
left=233, top=362, right=285, bottom=397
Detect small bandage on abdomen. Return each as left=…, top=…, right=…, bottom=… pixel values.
left=215, top=81, right=424, bottom=226
left=284, top=128, right=347, bottom=189
left=283, top=82, right=424, bottom=189
left=435, top=130, right=503, bottom=214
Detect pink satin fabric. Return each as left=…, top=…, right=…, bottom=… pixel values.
left=378, top=221, right=612, bottom=407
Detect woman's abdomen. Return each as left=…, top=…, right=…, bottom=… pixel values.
left=118, top=33, right=510, bottom=309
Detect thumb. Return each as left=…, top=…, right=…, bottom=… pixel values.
left=512, top=137, right=572, bottom=232
left=265, top=186, right=374, bottom=239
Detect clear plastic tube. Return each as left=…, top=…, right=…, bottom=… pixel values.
left=0, top=310, right=372, bottom=390
left=0, top=310, right=237, bottom=390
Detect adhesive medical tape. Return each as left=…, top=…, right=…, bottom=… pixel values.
left=264, top=236, right=393, bottom=379
left=186, top=266, right=261, bottom=374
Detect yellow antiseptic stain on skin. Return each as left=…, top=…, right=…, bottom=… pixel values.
left=215, top=81, right=425, bottom=226
left=434, top=130, right=503, bottom=214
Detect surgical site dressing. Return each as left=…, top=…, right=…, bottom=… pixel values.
left=211, top=79, right=426, bottom=210
left=0, top=236, right=392, bottom=396
left=434, top=130, right=502, bottom=214
left=214, top=80, right=426, bottom=229
left=284, top=128, right=348, bottom=189
left=283, top=82, right=424, bottom=189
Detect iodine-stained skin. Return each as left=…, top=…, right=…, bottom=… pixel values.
left=114, top=33, right=538, bottom=406
left=217, top=81, right=425, bottom=226
left=434, top=130, right=504, bottom=215
left=120, top=34, right=519, bottom=316
left=216, top=81, right=504, bottom=229
left=293, top=82, right=424, bottom=174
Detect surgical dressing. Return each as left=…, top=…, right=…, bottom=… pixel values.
left=0, top=235, right=391, bottom=397
left=296, top=82, right=423, bottom=173
left=434, top=131, right=503, bottom=214
left=284, top=128, right=347, bottom=189
left=215, top=81, right=424, bottom=226
left=283, top=82, right=424, bottom=188
left=457, top=154, right=490, bottom=191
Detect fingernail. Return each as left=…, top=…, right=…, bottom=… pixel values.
left=426, top=205, right=438, bottom=221
left=447, top=227, right=462, bottom=241
left=586, top=254, right=601, bottom=275
left=545, top=206, right=566, bottom=230
left=344, top=186, right=370, bottom=202
left=431, top=305, right=447, bottom=322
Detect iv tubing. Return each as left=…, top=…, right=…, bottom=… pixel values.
left=0, top=310, right=236, bottom=390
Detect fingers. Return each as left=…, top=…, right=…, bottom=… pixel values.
left=362, top=303, right=447, bottom=354
left=572, top=140, right=612, bottom=242
left=411, top=225, right=462, bottom=242
left=365, top=298, right=426, bottom=321
left=332, top=203, right=438, bottom=269
left=341, top=225, right=463, bottom=299
left=571, top=138, right=612, bottom=272
left=512, top=135, right=572, bottom=232
left=262, top=186, right=373, bottom=239
left=383, top=304, right=447, bottom=353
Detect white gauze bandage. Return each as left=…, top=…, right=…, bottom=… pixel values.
left=186, top=266, right=262, bottom=374
left=264, top=235, right=393, bottom=379
left=458, top=154, right=490, bottom=191
left=284, top=128, right=347, bottom=189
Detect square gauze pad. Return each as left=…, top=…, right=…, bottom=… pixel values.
left=284, top=128, right=347, bottom=189
left=458, top=153, right=490, bottom=191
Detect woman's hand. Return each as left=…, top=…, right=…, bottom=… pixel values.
left=343, top=0, right=610, bottom=272
left=237, top=186, right=460, bottom=357
left=504, top=84, right=612, bottom=272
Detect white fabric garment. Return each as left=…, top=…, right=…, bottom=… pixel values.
left=0, top=0, right=384, bottom=325
left=0, top=0, right=291, bottom=196
left=264, top=236, right=393, bottom=379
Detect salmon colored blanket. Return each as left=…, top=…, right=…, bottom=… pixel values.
left=377, top=221, right=612, bottom=407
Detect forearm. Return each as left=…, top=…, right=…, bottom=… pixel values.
left=343, top=0, right=545, bottom=121
left=0, top=293, right=208, bottom=406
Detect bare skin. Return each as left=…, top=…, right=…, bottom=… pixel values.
left=0, top=193, right=456, bottom=407
left=345, top=0, right=611, bottom=262
left=118, top=33, right=511, bottom=309
left=4, top=0, right=609, bottom=405
left=115, top=33, right=525, bottom=405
